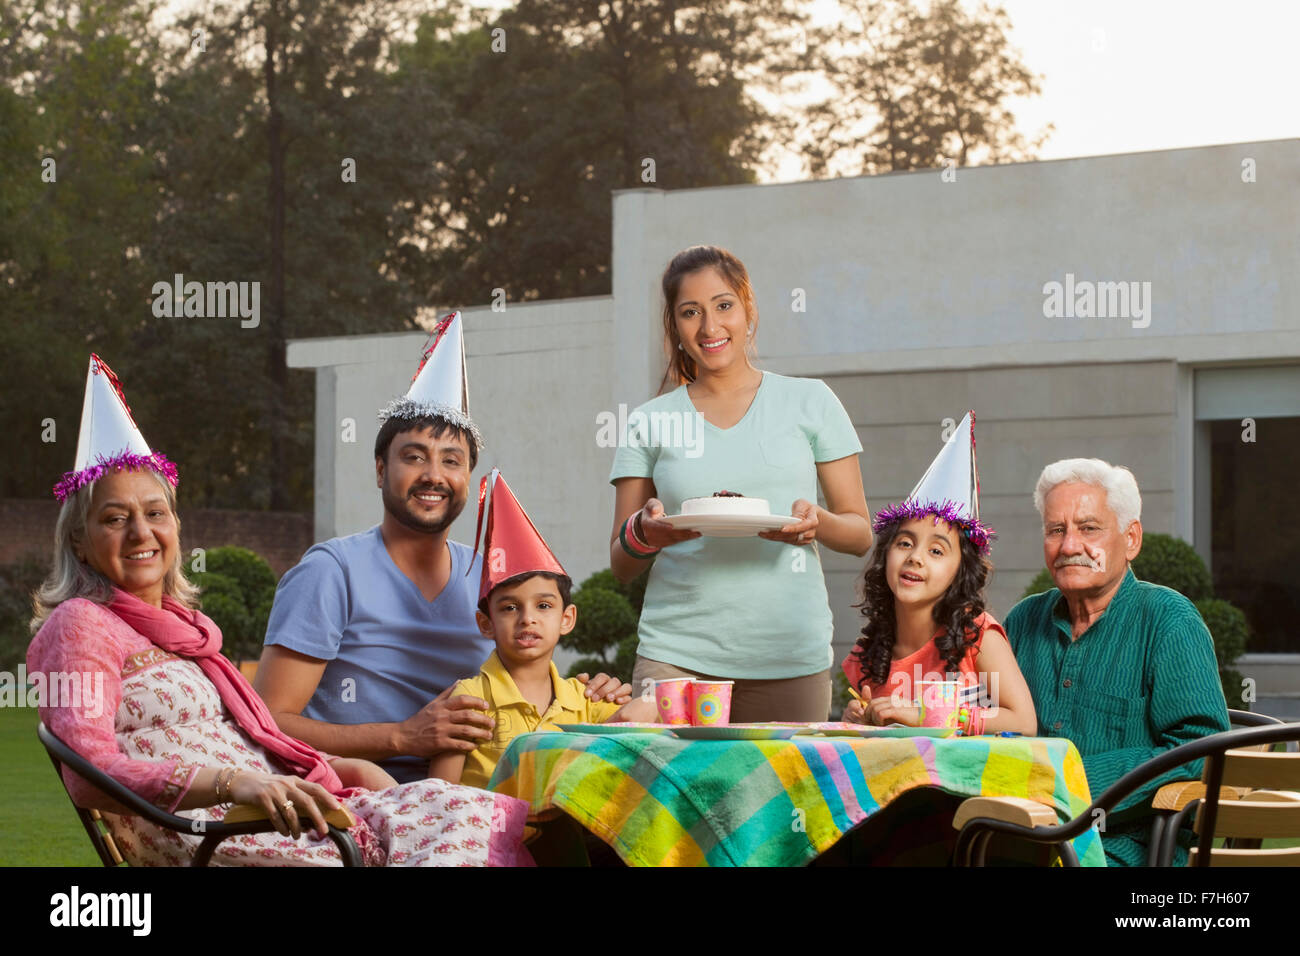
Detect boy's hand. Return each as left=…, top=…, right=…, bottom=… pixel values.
left=577, top=672, right=633, bottom=704
left=397, top=687, right=494, bottom=757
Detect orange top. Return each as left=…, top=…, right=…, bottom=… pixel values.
left=842, top=611, right=1005, bottom=702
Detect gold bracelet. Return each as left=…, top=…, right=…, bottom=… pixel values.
left=215, top=767, right=235, bottom=803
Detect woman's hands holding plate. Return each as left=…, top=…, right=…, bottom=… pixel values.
left=758, top=498, right=819, bottom=545
left=638, top=498, right=703, bottom=549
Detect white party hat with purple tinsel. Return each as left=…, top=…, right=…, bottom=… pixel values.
left=871, top=410, right=993, bottom=554
left=54, top=354, right=178, bottom=502
left=378, top=311, right=482, bottom=450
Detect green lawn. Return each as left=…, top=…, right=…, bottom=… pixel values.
left=0, top=705, right=99, bottom=866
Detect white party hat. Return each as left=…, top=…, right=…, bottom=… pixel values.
left=54, top=354, right=177, bottom=501
left=377, top=311, right=481, bottom=449
left=872, top=411, right=992, bottom=553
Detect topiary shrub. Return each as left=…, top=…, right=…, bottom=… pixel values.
left=1131, top=534, right=1212, bottom=601
left=188, top=546, right=278, bottom=662
left=1195, top=598, right=1250, bottom=708
left=561, top=570, right=644, bottom=684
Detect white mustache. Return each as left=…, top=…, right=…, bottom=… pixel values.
left=1056, top=552, right=1106, bottom=571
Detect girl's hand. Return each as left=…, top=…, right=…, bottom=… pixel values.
left=328, top=757, right=397, bottom=792
left=865, top=698, right=923, bottom=727
left=228, top=771, right=342, bottom=840
left=759, top=499, right=819, bottom=545
left=637, top=498, right=702, bottom=549
left=842, top=698, right=868, bottom=724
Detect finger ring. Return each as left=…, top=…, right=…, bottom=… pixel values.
left=281, top=800, right=295, bottom=814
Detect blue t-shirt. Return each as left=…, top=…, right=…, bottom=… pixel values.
left=609, top=371, right=863, bottom=679
left=263, top=526, right=492, bottom=782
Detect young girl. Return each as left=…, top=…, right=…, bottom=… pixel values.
left=842, top=413, right=1037, bottom=735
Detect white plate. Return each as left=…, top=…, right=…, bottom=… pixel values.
left=794, top=724, right=959, bottom=739
left=661, top=513, right=795, bottom=537
left=669, top=724, right=803, bottom=741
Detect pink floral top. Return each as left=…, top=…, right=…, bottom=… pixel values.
left=27, top=598, right=535, bottom=867
left=28, top=598, right=224, bottom=812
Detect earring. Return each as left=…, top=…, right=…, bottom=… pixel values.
left=677, top=343, right=684, bottom=350
left=747, top=324, right=754, bottom=336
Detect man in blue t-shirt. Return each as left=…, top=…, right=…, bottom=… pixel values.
left=256, top=366, right=630, bottom=783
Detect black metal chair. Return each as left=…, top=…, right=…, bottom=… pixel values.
left=952, top=720, right=1300, bottom=867
left=38, top=722, right=363, bottom=866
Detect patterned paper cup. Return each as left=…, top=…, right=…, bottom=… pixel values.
left=914, top=680, right=962, bottom=729
left=689, top=680, right=734, bottom=726
left=655, top=678, right=694, bottom=725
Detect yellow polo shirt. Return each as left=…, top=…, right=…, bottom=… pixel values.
left=452, top=651, right=623, bottom=789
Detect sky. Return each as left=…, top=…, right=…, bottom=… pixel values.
left=993, top=0, right=1299, bottom=163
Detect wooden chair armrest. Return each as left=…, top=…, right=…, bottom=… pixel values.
left=1242, top=790, right=1300, bottom=804
left=953, top=796, right=1058, bottom=831
left=223, top=803, right=357, bottom=828
left=1152, top=781, right=1252, bottom=811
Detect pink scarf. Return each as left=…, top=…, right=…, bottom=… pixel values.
left=109, top=588, right=343, bottom=794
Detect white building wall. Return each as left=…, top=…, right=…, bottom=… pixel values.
left=291, top=139, right=1299, bottom=689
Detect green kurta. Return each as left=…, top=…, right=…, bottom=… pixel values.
left=1006, top=568, right=1229, bottom=866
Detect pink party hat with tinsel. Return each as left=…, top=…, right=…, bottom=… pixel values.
left=53, top=354, right=178, bottom=502
left=377, top=311, right=482, bottom=449
left=871, top=411, right=993, bottom=554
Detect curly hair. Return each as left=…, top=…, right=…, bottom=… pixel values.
left=848, top=519, right=993, bottom=692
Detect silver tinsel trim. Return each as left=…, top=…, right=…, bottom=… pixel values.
left=377, top=398, right=484, bottom=450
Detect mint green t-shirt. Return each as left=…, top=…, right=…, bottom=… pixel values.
left=609, top=372, right=863, bottom=679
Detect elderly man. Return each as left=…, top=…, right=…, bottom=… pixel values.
left=1005, top=458, right=1229, bottom=866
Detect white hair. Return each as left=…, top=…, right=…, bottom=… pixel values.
left=1032, top=458, right=1142, bottom=530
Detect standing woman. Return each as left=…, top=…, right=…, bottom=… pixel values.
left=609, top=246, right=873, bottom=721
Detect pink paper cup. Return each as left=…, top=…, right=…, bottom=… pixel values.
left=655, top=678, right=694, bottom=725
left=914, top=680, right=962, bottom=729
left=689, top=680, right=734, bottom=726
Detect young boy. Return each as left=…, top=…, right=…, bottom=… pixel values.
left=429, top=471, right=655, bottom=788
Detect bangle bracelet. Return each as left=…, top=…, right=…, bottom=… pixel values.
left=619, top=521, right=658, bottom=560
left=214, top=767, right=232, bottom=803
left=620, top=514, right=659, bottom=558
left=626, top=513, right=657, bottom=553
left=632, top=510, right=652, bottom=548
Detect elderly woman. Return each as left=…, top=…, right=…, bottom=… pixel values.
left=27, top=355, right=532, bottom=866
left=1004, top=457, right=1229, bottom=866
left=609, top=246, right=873, bottom=721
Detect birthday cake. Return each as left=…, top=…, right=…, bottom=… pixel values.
left=680, top=490, right=771, bottom=517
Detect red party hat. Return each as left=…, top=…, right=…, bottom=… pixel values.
left=471, top=468, right=567, bottom=605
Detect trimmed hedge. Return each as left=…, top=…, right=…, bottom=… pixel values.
left=188, top=546, right=278, bottom=662
left=561, top=569, right=644, bottom=684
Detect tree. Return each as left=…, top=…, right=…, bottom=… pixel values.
left=801, top=0, right=1050, bottom=177
left=561, top=569, right=646, bottom=683
left=136, top=0, right=446, bottom=508
left=0, top=0, right=166, bottom=498
left=396, top=1, right=808, bottom=305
